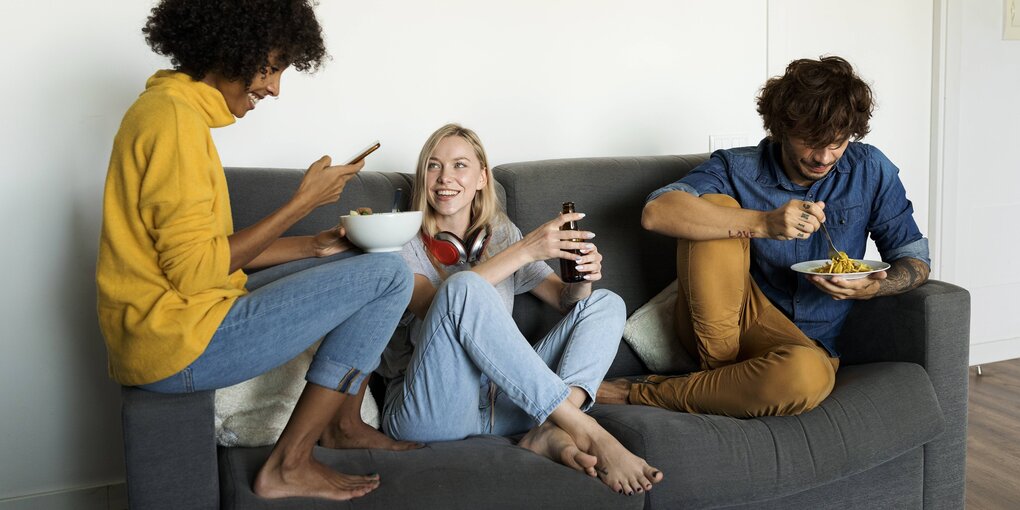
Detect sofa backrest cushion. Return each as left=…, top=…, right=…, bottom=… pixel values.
left=493, top=155, right=707, bottom=341
left=225, top=167, right=508, bottom=238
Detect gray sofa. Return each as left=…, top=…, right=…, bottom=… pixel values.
left=120, top=154, right=970, bottom=509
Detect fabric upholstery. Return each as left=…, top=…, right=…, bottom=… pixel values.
left=121, top=387, right=219, bottom=510
left=219, top=436, right=643, bottom=510
left=837, top=280, right=970, bottom=509
left=117, top=161, right=969, bottom=509
left=589, top=363, right=943, bottom=508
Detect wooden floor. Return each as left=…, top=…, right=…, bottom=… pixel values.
left=966, top=357, right=1020, bottom=509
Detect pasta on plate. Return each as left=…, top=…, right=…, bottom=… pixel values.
left=813, top=251, right=873, bottom=274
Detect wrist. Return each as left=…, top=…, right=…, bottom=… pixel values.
left=285, top=194, right=316, bottom=220
left=754, top=211, right=771, bottom=239
left=505, top=242, right=535, bottom=266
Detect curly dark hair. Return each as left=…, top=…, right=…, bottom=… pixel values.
left=143, top=0, right=328, bottom=87
left=756, top=56, right=874, bottom=147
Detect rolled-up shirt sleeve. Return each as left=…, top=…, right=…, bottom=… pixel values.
left=646, top=151, right=734, bottom=204
left=866, top=147, right=931, bottom=267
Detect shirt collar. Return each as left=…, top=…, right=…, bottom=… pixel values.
left=144, top=70, right=236, bottom=128
left=756, top=137, right=848, bottom=191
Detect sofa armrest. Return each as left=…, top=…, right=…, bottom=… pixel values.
left=836, top=279, right=970, bottom=509
left=121, top=387, right=219, bottom=510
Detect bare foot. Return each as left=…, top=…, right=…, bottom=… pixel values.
left=596, top=379, right=631, bottom=405
left=569, top=415, right=663, bottom=495
left=253, top=456, right=380, bottom=501
left=519, top=422, right=598, bottom=477
left=319, top=419, right=423, bottom=451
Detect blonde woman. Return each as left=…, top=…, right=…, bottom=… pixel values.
left=378, top=124, right=664, bottom=495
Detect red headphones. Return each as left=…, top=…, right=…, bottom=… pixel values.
left=421, top=225, right=492, bottom=265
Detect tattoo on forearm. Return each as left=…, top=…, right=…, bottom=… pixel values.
left=728, top=230, right=755, bottom=238
left=878, top=258, right=930, bottom=296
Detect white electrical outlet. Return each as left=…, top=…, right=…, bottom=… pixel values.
left=709, top=134, right=749, bottom=152
left=1006, top=0, right=1020, bottom=40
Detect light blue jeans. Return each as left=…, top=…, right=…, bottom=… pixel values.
left=382, top=271, right=626, bottom=442
left=141, top=251, right=412, bottom=395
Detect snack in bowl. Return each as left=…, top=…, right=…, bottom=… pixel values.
left=341, top=210, right=422, bottom=253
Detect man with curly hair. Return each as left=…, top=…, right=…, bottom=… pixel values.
left=97, top=0, right=415, bottom=501
left=598, top=56, right=930, bottom=418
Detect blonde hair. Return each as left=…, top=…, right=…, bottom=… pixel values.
left=411, top=123, right=506, bottom=246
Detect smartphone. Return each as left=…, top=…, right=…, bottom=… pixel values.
left=345, top=141, right=381, bottom=165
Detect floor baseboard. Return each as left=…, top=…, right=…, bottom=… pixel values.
left=970, top=337, right=1020, bottom=366
left=0, top=483, right=126, bottom=510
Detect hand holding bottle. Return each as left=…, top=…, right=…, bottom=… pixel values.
left=558, top=202, right=603, bottom=283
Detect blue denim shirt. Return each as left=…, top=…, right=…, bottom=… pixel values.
left=647, top=138, right=930, bottom=356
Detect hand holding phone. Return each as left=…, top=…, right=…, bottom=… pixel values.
left=346, top=141, right=381, bottom=165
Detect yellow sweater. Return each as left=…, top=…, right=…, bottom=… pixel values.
left=97, top=71, right=248, bottom=386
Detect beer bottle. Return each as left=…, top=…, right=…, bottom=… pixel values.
left=559, top=202, right=586, bottom=283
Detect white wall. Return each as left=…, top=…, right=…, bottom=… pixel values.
left=940, top=0, right=1020, bottom=365
left=0, top=0, right=939, bottom=502
left=768, top=0, right=934, bottom=261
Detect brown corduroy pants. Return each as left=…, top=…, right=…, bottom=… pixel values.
left=630, top=194, right=838, bottom=418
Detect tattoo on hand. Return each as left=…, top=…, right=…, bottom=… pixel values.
left=801, top=212, right=810, bottom=220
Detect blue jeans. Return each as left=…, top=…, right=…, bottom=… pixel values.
left=141, top=251, right=412, bottom=395
left=382, top=271, right=625, bottom=442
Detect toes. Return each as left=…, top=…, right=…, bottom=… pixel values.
left=620, top=483, right=632, bottom=496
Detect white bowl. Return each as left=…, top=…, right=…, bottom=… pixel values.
left=341, top=211, right=422, bottom=253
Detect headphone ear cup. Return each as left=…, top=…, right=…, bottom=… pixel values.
left=430, top=231, right=468, bottom=265
left=464, top=225, right=492, bottom=264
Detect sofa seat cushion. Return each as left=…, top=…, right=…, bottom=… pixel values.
left=589, top=362, right=945, bottom=509
left=219, top=435, right=644, bottom=510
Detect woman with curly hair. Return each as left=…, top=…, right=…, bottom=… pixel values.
left=97, top=0, right=413, bottom=501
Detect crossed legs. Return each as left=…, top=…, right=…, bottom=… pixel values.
left=384, top=272, right=662, bottom=494
left=598, top=194, right=837, bottom=418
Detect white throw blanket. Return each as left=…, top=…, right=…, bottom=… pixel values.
left=215, top=340, right=380, bottom=447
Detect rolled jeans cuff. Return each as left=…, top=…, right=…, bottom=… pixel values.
left=306, top=356, right=368, bottom=395
left=572, top=383, right=597, bottom=413
left=532, top=384, right=571, bottom=425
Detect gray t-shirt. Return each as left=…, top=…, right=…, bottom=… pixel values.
left=376, top=219, right=553, bottom=381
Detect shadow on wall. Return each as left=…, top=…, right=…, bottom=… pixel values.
left=54, top=174, right=126, bottom=485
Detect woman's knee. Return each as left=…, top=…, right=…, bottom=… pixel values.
left=440, top=271, right=487, bottom=294
left=431, top=271, right=491, bottom=315
left=363, top=253, right=413, bottom=300
left=377, top=252, right=413, bottom=281
left=585, top=289, right=626, bottom=320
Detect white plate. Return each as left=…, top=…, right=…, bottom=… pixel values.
left=790, top=259, right=891, bottom=280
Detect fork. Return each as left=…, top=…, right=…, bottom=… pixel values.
left=818, top=221, right=842, bottom=259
